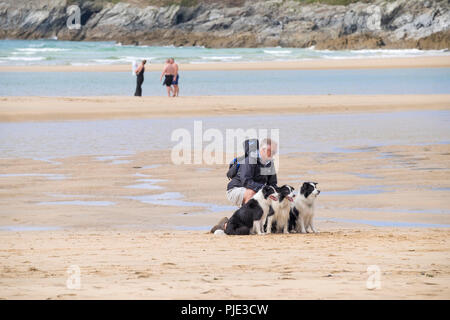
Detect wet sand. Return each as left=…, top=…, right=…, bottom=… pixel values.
left=0, top=143, right=449, bottom=299
left=1, top=145, right=449, bottom=230
left=1, top=56, right=449, bottom=72
left=1, top=95, right=449, bottom=122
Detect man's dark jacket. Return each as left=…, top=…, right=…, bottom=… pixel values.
left=227, top=156, right=277, bottom=192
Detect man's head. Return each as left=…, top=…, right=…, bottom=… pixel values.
left=259, top=138, right=278, bottom=163
left=169, top=58, right=174, bottom=64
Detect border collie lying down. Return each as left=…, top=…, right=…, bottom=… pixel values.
left=225, top=185, right=278, bottom=235
left=289, top=182, right=320, bottom=233
left=266, top=185, right=296, bottom=234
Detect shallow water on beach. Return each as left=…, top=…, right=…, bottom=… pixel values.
left=1, top=68, right=449, bottom=96
left=0, top=225, right=62, bottom=232
left=125, top=192, right=235, bottom=213
left=0, top=173, right=68, bottom=180
left=125, top=178, right=167, bottom=190
left=1, top=110, right=449, bottom=160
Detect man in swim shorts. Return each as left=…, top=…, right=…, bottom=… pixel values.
left=170, top=58, right=180, bottom=97
left=160, top=58, right=175, bottom=97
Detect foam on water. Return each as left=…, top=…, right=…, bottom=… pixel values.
left=0, top=40, right=449, bottom=66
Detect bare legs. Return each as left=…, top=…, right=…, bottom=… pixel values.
left=173, top=85, right=179, bottom=97
left=243, top=188, right=256, bottom=205
left=166, top=85, right=173, bottom=97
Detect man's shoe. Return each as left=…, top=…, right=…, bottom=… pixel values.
left=210, top=217, right=228, bottom=233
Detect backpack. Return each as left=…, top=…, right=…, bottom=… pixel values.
left=226, top=139, right=259, bottom=180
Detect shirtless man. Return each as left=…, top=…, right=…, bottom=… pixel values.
left=160, top=59, right=175, bottom=97
left=170, top=58, right=179, bottom=97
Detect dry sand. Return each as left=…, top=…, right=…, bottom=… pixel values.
left=0, top=144, right=449, bottom=299
left=1, top=56, right=449, bottom=72
left=1, top=95, right=449, bottom=122
left=1, top=229, right=448, bottom=300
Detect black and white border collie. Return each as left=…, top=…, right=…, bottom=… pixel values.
left=225, top=185, right=278, bottom=235
left=266, top=185, right=296, bottom=234
left=289, top=182, right=320, bottom=233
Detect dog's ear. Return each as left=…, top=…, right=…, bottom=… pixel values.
left=262, top=185, right=272, bottom=196
left=300, top=183, right=308, bottom=195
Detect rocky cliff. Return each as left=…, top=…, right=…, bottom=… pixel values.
left=0, top=0, right=449, bottom=49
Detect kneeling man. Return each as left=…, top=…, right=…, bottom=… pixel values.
left=211, top=138, right=278, bottom=234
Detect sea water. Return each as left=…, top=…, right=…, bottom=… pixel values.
left=1, top=39, right=449, bottom=96
left=1, top=39, right=449, bottom=66
left=1, top=68, right=449, bottom=96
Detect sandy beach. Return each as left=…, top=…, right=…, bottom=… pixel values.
left=1, top=56, right=449, bottom=299
left=1, top=95, right=449, bottom=122
left=1, top=56, right=449, bottom=73
left=2, top=0, right=450, bottom=303
left=0, top=142, right=449, bottom=299
left=1, top=228, right=448, bottom=300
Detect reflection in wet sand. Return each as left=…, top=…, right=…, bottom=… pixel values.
left=37, top=200, right=115, bottom=206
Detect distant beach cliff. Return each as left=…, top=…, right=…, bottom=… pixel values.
left=1, top=0, right=449, bottom=49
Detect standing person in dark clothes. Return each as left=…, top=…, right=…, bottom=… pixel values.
left=134, top=60, right=146, bottom=96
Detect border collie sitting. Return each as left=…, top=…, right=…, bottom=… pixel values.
left=289, top=182, right=320, bottom=233
left=266, top=185, right=295, bottom=234
left=225, top=185, right=278, bottom=235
